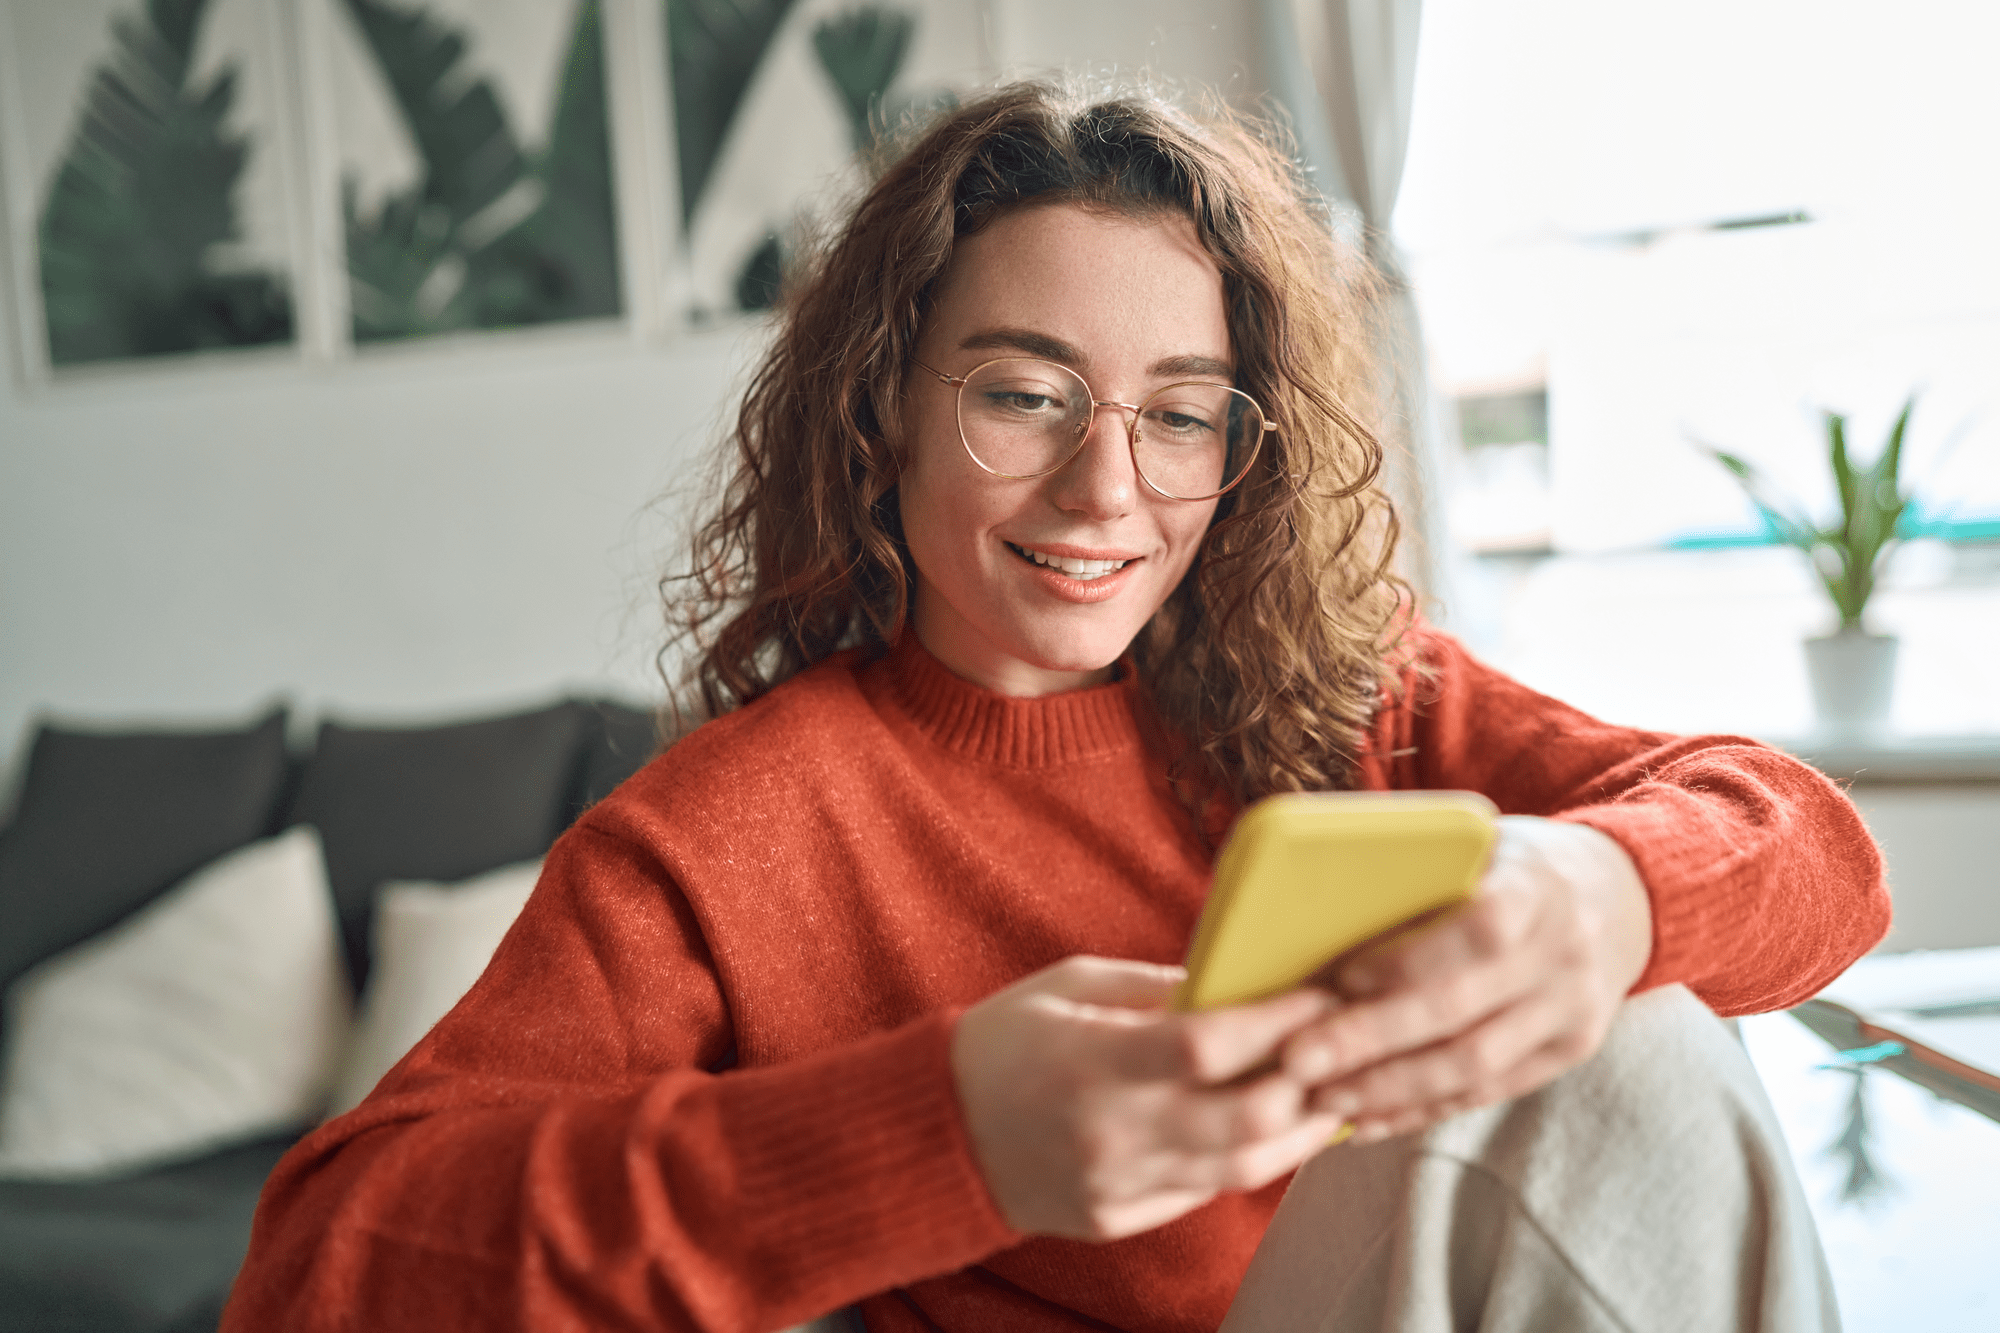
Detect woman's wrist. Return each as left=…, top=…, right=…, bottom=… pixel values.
left=1536, top=817, right=1654, bottom=998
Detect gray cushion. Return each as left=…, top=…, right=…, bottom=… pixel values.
left=0, top=710, right=289, bottom=994
left=0, top=1132, right=298, bottom=1333
left=286, top=702, right=588, bottom=988
left=567, top=698, right=660, bottom=822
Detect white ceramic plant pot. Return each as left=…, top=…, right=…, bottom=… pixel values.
left=1802, top=629, right=1898, bottom=733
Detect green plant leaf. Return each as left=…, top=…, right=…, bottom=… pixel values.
left=1837, top=398, right=1920, bottom=626
left=1869, top=396, right=1916, bottom=542
left=1833, top=411, right=1883, bottom=619
left=343, top=177, right=459, bottom=339
left=1697, top=397, right=1924, bottom=632
left=341, top=0, right=528, bottom=226
left=339, top=0, right=525, bottom=338
left=470, top=0, right=622, bottom=326
left=812, top=7, right=914, bottom=152
left=1827, top=411, right=1858, bottom=536
left=1831, top=554, right=1868, bottom=628
left=1876, top=396, right=1915, bottom=491
left=1702, top=446, right=1821, bottom=553
left=734, top=230, right=783, bottom=310
left=666, top=0, right=801, bottom=227
left=341, top=0, right=621, bottom=339
left=38, top=0, right=292, bottom=364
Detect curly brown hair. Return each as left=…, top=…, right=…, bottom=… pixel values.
left=667, top=81, right=1410, bottom=803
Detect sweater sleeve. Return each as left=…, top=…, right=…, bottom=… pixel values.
left=222, top=823, right=1018, bottom=1333
left=1360, top=629, right=1890, bottom=1016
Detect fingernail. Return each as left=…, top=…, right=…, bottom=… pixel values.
left=1322, top=1090, right=1360, bottom=1119
left=1353, top=1121, right=1390, bottom=1143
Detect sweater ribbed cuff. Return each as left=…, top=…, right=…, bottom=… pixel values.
left=1554, top=802, right=1760, bottom=997
left=711, top=1011, right=1018, bottom=1299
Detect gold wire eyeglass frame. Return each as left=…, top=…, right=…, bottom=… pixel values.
left=912, top=356, right=1276, bottom=502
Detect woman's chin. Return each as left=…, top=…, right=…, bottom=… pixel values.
left=911, top=577, right=1156, bottom=695
left=1007, top=625, right=1138, bottom=682
left=931, top=620, right=1130, bottom=697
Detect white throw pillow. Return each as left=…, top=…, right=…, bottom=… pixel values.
left=327, top=860, right=541, bottom=1116
left=0, top=826, right=351, bottom=1178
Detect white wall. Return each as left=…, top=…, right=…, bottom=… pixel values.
left=1854, top=787, right=2000, bottom=953
left=0, top=322, right=754, bottom=753
left=5, top=0, right=1997, bottom=960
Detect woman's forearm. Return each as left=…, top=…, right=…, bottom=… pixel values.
left=224, top=1013, right=1011, bottom=1332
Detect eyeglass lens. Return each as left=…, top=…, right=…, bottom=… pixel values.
left=955, top=358, right=1261, bottom=500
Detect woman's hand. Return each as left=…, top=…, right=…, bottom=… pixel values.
left=1280, top=816, right=1653, bottom=1142
left=951, top=957, right=1345, bottom=1241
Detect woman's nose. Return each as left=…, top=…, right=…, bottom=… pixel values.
left=1047, top=404, right=1139, bottom=519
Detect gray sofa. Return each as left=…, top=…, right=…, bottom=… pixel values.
left=0, top=696, right=659, bottom=1333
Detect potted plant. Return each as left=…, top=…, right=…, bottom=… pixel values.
left=1703, top=398, right=1915, bottom=734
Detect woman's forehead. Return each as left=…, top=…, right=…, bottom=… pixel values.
left=925, top=203, right=1231, bottom=370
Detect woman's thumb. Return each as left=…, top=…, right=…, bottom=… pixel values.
left=1027, top=955, right=1187, bottom=1009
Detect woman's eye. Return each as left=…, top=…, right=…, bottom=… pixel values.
left=1150, top=409, right=1215, bottom=436
left=984, top=390, right=1062, bottom=413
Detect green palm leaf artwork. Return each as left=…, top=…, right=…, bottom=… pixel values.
left=811, top=7, right=914, bottom=153
left=340, top=0, right=621, bottom=341
left=37, top=0, right=293, bottom=365
left=661, top=1, right=938, bottom=313
left=506, top=0, right=622, bottom=321
left=720, top=5, right=925, bottom=311
left=663, top=0, right=801, bottom=230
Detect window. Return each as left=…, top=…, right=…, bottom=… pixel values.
left=1395, top=0, right=2000, bottom=736
left=1397, top=0, right=2000, bottom=554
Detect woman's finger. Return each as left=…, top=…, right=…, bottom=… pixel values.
left=1340, top=1034, right=1602, bottom=1143
left=1279, top=941, right=1539, bottom=1087
left=1332, top=883, right=1539, bottom=1001
left=1030, top=955, right=1188, bottom=1007
left=1099, top=985, right=1335, bottom=1084
left=1149, top=1110, right=1349, bottom=1194
left=1176, top=987, right=1336, bottom=1083
left=1153, top=1072, right=1309, bottom=1153
left=1302, top=991, right=1571, bottom=1121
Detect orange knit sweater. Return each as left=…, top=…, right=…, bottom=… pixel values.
left=224, top=630, right=1888, bottom=1333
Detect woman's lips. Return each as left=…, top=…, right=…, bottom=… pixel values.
left=1006, top=541, right=1144, bottom=604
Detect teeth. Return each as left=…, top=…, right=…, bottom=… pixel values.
left=1011, top=544, right=1130, bottom=579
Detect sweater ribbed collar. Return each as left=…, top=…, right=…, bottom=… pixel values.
left=880, top=630, right=1145, bottom=767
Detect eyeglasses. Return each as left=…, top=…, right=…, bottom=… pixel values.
left=913, top=357, right=1275, bottom=501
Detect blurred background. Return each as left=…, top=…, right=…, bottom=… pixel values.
left=4, top=0, right=1998, bottom=742
left=0, top=1, right=1997, bottom=1328
left=6, top=0, right=1997, bottom=930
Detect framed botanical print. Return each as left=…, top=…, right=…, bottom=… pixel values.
left=1, top=0, right=305, bottom=369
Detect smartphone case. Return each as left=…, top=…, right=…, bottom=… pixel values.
left=1175, top=791, right=1500, bottom=1012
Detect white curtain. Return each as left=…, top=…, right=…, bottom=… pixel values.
left=1259, top=0, right=1457, bottom=616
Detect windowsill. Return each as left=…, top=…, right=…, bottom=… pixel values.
left=1450, top=547, right=2000, bottom=761
left=1769, top=733, right=2000, bottom=786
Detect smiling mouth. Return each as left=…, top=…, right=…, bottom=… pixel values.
left=1006, top=542, right=1133, bottom=581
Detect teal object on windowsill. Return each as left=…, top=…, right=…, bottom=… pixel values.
left=1816, top=1040, right=1907, bottom=1070
left=1666, top=509, right=2000, bottom=551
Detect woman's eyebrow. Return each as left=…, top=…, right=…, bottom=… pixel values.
left=959, top=328, right=1083, bottom=364
left=1150, top=353, right=1234, bottom=380
left=958, top=330, right=1235, bottom=380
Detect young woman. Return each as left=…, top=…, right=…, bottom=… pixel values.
left=226, top=86, right=1887, bottom=1332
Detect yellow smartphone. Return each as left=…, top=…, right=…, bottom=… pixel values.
left=1174, top=791, right=1499, bottom=1012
